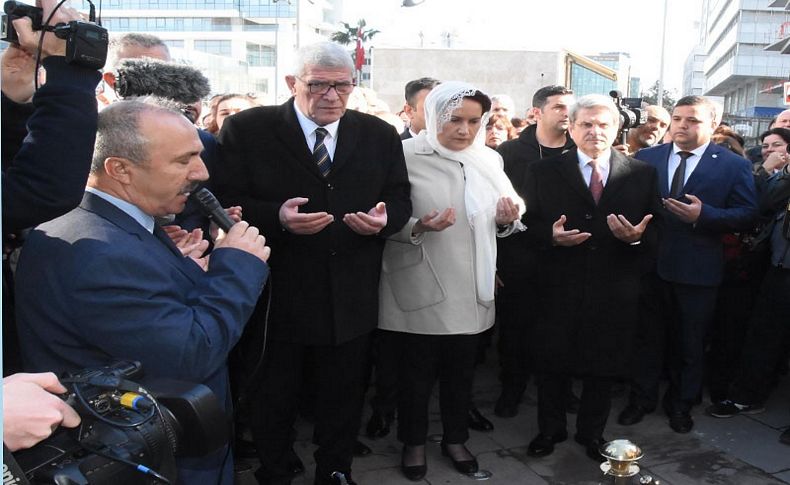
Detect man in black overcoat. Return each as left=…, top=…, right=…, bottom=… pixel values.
left=523, top=94, right=661, bottom=461
left=215, top=42, right=411, bottom=485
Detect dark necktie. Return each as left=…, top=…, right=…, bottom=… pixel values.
left=313, top=127, right=332, bottom=177
left=670, top=151, right=693, bottom=198
left=589, top=159, right=603, bottom=204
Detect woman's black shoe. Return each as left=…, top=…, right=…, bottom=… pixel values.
left=441, top=443, right=478, bottom=474
left=401, top=445, right=427, bottom=481
left=467, top=407, right=494, bottom=432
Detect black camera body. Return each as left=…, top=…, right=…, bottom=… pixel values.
left=1, top=0, right=108, bottom=70
left=609, top=90, right=647, bottom=145
left=12, top=362, right=230, bottom=485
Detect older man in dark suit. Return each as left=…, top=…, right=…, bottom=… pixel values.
left=523, top=94, right=661, bottom=461
left=215, top=42, right=411, bottom=485
left=617, top=95, right=758, bottom=434
left=15, top=100, right=271, bottom=484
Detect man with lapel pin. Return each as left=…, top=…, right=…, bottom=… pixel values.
left=617, top=95, right=758, bottom=433
left=522, top=94, right=661, bottom=461
left=215, top=42, right=411, bottom=485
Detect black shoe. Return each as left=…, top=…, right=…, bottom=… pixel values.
left=286, top=449, right=305, bottom=475
left=467, top=407, right=494, bottom=432
left=574, top=435, right=606, bottom=462
left=401, top=445, right=427, bottom=481
left=440, top=442, right=478, bottom=474
left=668, top=411, right=694, bottom=433
left=780, top=428, right=790, bottom=446
left=494, top=390, right=521, bottom=418
left=353, top=440, right=372, bottom=457
left=365, top=411, right=392, bottom=439
left=235, top=437, right=259, bottom=459
left=314, top=471, right=357, bottom=485
left=617, top=404, right=651, bottom=426
left=526, top=432, right=568, bottom=458
left=706, top=400, right=765, bottom=418
left=565, top=392, right=581, bottom=414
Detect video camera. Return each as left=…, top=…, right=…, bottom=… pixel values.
left=609, top=90, right=647, bottom=145
left=9, top=361, right=229, bottom=484
left=1, top=0, right=108, bottom=70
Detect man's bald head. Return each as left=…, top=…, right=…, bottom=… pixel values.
left=774, top=109, right=790, bottom=129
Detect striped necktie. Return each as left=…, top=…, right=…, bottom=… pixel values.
left=313, top=127, right=332, bottom=177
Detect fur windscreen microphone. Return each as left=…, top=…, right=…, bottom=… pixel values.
left=191, top=188, right=236, bottom=233
left=114, top=58, right=211, bottom=104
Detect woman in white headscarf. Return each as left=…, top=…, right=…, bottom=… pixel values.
left=378, top=81, right=524, bottom=481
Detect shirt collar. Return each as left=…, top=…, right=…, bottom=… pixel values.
left=85, top=186, right=156, bottom=233
left=293, top=102, right=340, bottom=140
left=672, top=141, right=709, bottom=158
left=577, top=148, right=612, bottom=171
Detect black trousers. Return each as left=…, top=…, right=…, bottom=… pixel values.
left=367, top=329, right=399, bottom=419
left=390, top=331, right=479, bottom=446
left=730, top=266, right=790, bottom=405
left=248, top=333, right=370, bottom=480
left=496, top=271, right=533, bottom=395
left=536, top=372, right=613, bottom=441
left=629, top=274, right=719, bottom=413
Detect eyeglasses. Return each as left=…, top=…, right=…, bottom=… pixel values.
left=297, top=77, right=355, bottom=95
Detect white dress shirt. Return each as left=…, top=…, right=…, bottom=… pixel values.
left=577, top=148, right=611, bottom=187
left=293, top=103, right=340, bottom=160
left=667, top=142, right=709, bottom=193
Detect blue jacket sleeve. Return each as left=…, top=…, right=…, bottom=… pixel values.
left=2, top=57, right=101, bottom=233
left=70, top=247, right=268, bottom=383
left=696, top=156, right=758, bottom=233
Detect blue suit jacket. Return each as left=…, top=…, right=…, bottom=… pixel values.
left=635, top=142, right=757, bottom=286
left=15, top=192, right=269, bottom=484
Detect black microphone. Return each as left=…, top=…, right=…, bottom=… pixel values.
left=190, top=188, right=235, bottom=232
left=114, top=58, right=211, bottom=104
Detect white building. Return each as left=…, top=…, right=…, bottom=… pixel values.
left=88, top=0, right=343, bottom=104
left=699, top=0, right=790, bottom=125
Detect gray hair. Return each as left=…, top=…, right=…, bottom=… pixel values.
left=569, top=94, right=619, bottom=125
left=491, top=94, right=515, bottom=113
left=91, top=99, right=183, bottom=173
left=291, top=42, right=354, bottom=78
left=109, top=33, right=170, bottom=68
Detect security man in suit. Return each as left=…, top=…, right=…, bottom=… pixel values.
left=399, top=77, right=440, bottom=140
left=618, top=95, right=758, bottom=433
left=215, top=42, right=411, bottom=485
left=15, top=99, right=271, bottom=484
left=522, top=94, right=660, bottom=461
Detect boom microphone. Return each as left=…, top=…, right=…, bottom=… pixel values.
left=114, top=58, right=211, bottom=104
left=190, top=188, right=236, bottom=232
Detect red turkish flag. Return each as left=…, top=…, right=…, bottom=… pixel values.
left=355, top=28, right=365, bottom=71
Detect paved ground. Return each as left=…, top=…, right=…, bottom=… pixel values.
left=236, top=353, right=790, bottom=485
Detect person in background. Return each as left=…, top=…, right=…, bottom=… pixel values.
left=206, top=94, right=259, bottom=135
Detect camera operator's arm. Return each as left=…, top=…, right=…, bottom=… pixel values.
left=1, top=0, right=101, bottom=234
left=3, top=372, right=81, bottom=452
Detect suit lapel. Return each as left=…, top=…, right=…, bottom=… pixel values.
left=599, top=150, right=630, bottom=205
left=275, top=99, right=325, bottom=179
left=80, top=192, right=203, bottom=283
left=556, top=149, right=596, bottom=206
left=331, top=113, right=358, bottom=176
left=650, top=144, right=673, bottom=198
left=683, top=143, right=721, bottom=194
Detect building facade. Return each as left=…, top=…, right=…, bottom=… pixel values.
left=85, top=0, right=342, bottom=104
left=699, top=0, right=790, bottom=135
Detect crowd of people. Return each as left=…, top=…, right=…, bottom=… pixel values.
left=3, top=6, right=790, bottom=484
